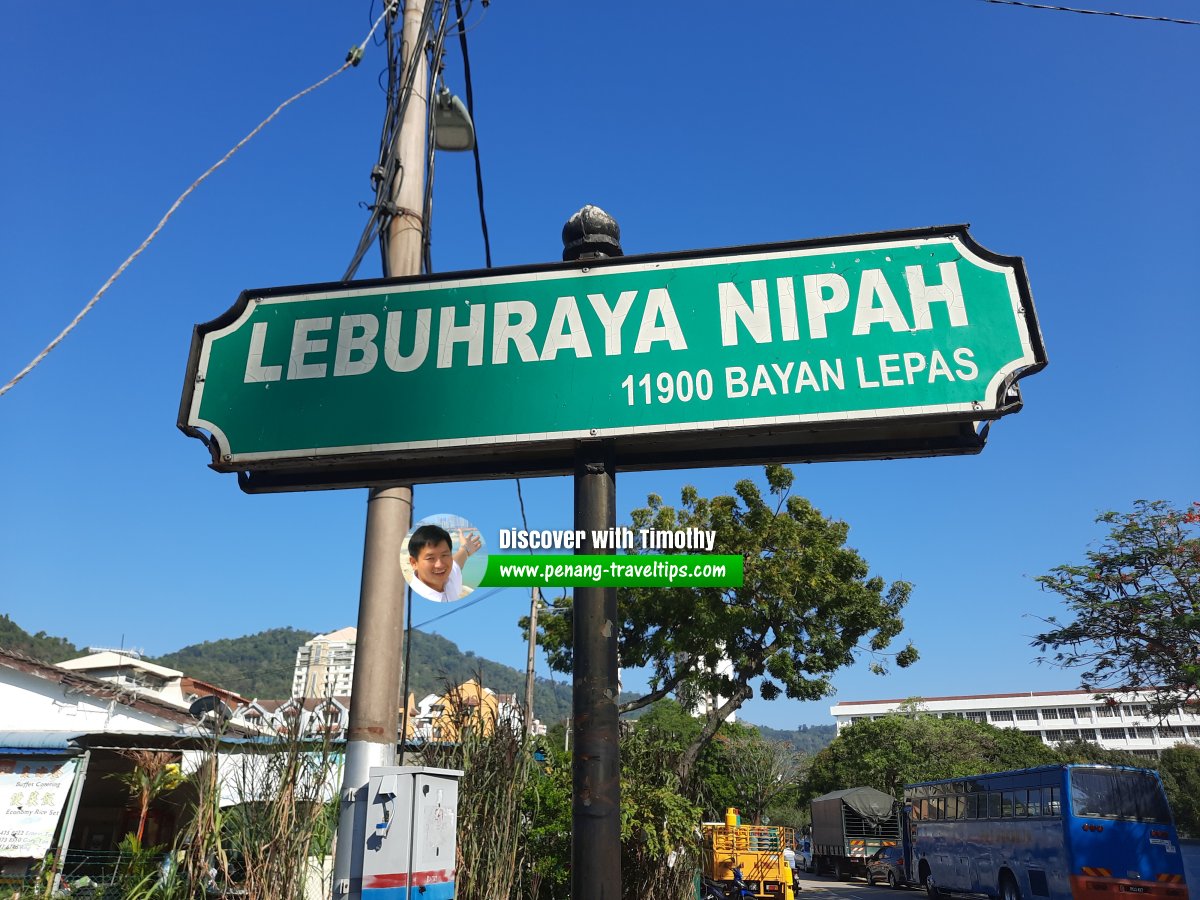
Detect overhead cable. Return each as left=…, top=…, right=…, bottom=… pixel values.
left=455, top=0, right=493, bottom=268
left=411, top=587, right=505, bottom=629
left=970, top=0, right=1199, bottom=25
left=0, top=5, right=397, bottom=400
left=421, top=0, right=457, bottom=273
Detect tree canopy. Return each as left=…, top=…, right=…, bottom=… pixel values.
left=535, top=465, right=916, bottom=781
left=1032, top=500, right=1200, bottom=717
left=801, top=712, right=1060, bottom=801
left=1158, top=744, right=1200, bottom=837
left=717, top=730, right=806, bottom=825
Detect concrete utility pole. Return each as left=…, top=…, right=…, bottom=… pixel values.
left=524, top=587, right=540, bottom=733
left=563, top=206, right=624, bottom=900
left=332, top=1, right=427, bottom=896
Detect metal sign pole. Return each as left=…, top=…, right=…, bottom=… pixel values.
left=572, top=441, right=620, bottom=900
left=564, top=207, right=623, bottom=900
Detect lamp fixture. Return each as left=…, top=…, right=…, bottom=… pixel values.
left=433, top=86, right=475, bottom=152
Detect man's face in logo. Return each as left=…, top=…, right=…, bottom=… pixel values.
left=411, top=539, right=453, bottom=591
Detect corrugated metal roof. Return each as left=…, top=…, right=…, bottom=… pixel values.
left=0, top=730, right=83, bottom=754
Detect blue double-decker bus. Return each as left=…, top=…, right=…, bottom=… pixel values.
left=905, top=764, right=1189, bottom=900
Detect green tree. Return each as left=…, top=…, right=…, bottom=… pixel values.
left=1032, top=500, right=1200, bottom=717
left=1050, top=740, right=1147, bottom=768
left=520, top=703, right=709, bottom=900
left=619, top=713, right=704, bottom=900
left=801, top=713, right=1059, bottom=801
left=628, top=700, right=761, bottom=819
left=717, top=731, right=805, bottom=825
left=536, top=466, right=916, bottom=783
left=522, top=738, right=572, bottom=900
left=1159, top=744, right=1200, bottom=837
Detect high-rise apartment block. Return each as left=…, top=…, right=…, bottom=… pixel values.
left=292, top=627, right=357, bottom=698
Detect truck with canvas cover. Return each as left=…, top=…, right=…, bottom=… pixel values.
left=810, top=787, right=902, bottom=880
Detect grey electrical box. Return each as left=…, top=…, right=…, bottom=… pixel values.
left=361, top=766, right=462, bottom=900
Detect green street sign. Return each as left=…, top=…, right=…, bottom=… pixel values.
left=180, top=225, right=1045, bottom=490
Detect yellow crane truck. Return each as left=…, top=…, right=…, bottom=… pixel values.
left=701, top=808, right=797, bottom=899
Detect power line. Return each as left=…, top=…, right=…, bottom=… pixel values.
left=411, top=586, right=506, bottom=629
left=0, top=6, right=399, bottom=400
left=455, top=0, right=493, bottom=268
left=421, top=0, right=457, bottom=273
left=2, top=68, right=356, bottom=400
left=969, top=0, right=1200, bottom=25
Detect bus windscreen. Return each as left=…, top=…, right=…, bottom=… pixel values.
left=1068, top=768, right=1172, bottom=823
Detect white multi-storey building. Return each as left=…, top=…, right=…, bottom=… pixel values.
left=830, top=689, right=1200, bottom=759
left=692, top=653, right=737, bottom=723
left=292, top=627, right=357, bottom=699
left=678, top=649, right=737, bottom=723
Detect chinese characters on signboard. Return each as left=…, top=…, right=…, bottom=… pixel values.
left=0, top=758, right=77, bottom=858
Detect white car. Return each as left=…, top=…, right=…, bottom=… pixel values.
left=797, top=839, right=813, bottom=873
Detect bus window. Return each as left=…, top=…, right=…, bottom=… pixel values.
left=966, top=794, right=979, bottom=819
left=988, top=792, right=1001, bottom=819
left=1071, top=776, right=1093, bottom=816
left=1027, top=788, right=1042, bottom=816
left=1002, top=791, right=1015, bottom=817
left=931, top=797, right=944, bottom=821
left=1046, top=786, right=1061, bottom=816
left=1069, top=768, right=1172, bottom=822
left=1013, top=789, right=1028, bottom=817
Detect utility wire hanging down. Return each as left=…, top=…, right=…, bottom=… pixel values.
left=969, top=0, right=1200, bottom=26
left=0, top=5, right=399, bottom=401
left=421, top=0, right=457, bottom=274
left=455, top=0, right=493, bottom=268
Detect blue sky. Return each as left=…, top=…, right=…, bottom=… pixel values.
left=1, top=2, right=1196, bottom=729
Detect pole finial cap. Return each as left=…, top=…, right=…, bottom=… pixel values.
left=562, top=205, right=622, bottom=261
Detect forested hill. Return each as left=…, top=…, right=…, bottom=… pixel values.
left=0, top=613, right=81, bottom=663
left=154, top=627, right=315, bottom=700
left=757, top=723, right=837, bottom=755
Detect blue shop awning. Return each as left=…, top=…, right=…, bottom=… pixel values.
left=0, top=731, right=83, bottom=755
